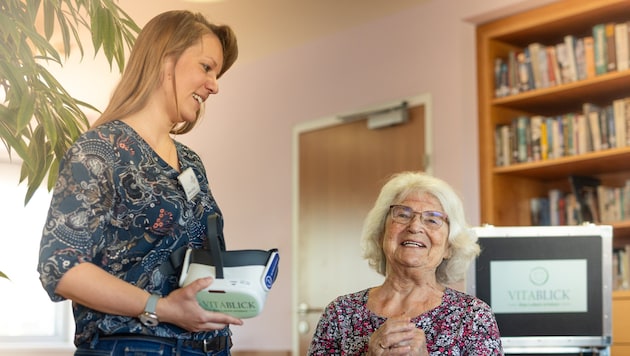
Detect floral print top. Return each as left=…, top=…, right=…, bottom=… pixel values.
left=308, top=287, right=503, bottom=355
left=38, top=120, right=229, bottom=346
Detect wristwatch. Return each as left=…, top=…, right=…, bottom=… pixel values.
left=138, top=294, right=160, bottom=327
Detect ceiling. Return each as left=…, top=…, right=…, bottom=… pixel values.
left=117, top=0, right=428, bottom=64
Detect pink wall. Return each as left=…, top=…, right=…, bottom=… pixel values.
left=177, top=0, right=557, bottom=350
left=42, top=0, right=557, bottom=352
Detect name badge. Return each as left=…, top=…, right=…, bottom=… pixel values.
left=177, top=167, right=200, bottom=201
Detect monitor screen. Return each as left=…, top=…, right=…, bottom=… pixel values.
left=467, top=225, right=613, bottom=350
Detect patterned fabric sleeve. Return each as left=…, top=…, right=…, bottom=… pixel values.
left=38, top=132, right=116, bottom=301
left=464, top=298, right=503, bottom=355
left=308, top=298, right=344, bottom=355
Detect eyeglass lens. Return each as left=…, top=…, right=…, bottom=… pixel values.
left=390, top=205, right=447, bottom=230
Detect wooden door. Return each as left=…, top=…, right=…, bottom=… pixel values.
left=296, top=104, right=426, bottom=355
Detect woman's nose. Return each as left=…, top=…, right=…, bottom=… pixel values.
left=206, top=77, right=219, bottom=94
left=407, top=215, right=424, bottom=233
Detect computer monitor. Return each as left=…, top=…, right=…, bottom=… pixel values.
left=466, top=225, right=613, bottom=354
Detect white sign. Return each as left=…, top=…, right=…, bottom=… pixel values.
left=490, top=259, right=587, bottom=314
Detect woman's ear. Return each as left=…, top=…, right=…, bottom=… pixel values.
left=161, top=57, right=175, bottom=82
left=443, top=245, right=452, bottom=260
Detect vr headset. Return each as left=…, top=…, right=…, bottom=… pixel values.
left=178, top=214, right=279, bottom=318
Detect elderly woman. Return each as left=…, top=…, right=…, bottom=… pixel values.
left=308, top=171, right=503, bottom=355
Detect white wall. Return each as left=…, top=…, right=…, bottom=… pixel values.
left=4, top=0, right=558, bottom=353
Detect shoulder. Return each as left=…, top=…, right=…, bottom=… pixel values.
left=176, top=140, right=202, bottom=161
left=63, top=121, right=124, bottom=160
left=443, top=288, right=493, bottom=313
left=73, top=121, right=129, bottom=150
left=326, top=289, right=370, bottom=311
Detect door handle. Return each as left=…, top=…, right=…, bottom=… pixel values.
left=298, top=302, right=324, bottom=315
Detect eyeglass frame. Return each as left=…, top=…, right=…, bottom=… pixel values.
left=388, top=205, right=449, bottom=230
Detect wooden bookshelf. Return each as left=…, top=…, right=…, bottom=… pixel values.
left=476, top=0, right=630, bottom=353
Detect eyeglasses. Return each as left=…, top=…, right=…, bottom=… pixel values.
left=389, top=205, right=449, bottom=230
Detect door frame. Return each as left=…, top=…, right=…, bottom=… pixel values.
left=290, top=93, right=433, bottom=354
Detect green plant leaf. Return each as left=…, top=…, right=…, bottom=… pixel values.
left=16, top=92, right=36, bottom=133
left=1, top=0, right=139, bottom=205
left=0, top=271, right=9, bottom=280
left=42, top=0, right=54, bottom=40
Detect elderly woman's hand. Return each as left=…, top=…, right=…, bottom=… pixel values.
left=368, top=315, right=428, bottom=355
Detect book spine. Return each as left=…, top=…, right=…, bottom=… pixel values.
left=606, top=22, right=617, bottom=72
left=593, top=24, right=608, bottom=75
left=583, top=36, right=596, bottom=78
left=615, top=22, right=629, bottom=71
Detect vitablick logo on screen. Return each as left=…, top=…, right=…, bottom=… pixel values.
left=490, top=259, right=587, bottom=314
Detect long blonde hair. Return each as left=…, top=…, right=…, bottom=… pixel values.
left=91, top=10, right=238, bottom=134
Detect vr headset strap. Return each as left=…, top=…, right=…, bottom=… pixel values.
left=207, top=213, right=225, bottom=279
left=158, top=213, right=226, bottom=278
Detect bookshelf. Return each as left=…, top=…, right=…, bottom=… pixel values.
left=476, top=0, right=630, bottom=354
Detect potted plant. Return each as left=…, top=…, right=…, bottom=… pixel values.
left=0, top=0, right=140, bottom=278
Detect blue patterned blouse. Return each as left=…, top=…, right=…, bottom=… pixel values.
left=37, top=120, right=229, bottom=346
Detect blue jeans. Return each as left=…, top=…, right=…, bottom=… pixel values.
left=75, top=334, right=231, bottom=356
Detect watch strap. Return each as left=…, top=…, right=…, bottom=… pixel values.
left=145, top=294, right=159, bottom=314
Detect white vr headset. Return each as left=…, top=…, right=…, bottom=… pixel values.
left=178, top=214, right=279, bottom=318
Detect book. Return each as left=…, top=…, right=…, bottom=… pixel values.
left=548, top=189, right=563, bottom=226
left=540, top=117, right=549, bottom=160
left=574, top=113, right=589, bottom=155
left=606, top=22, right=617, bottom=72
left=551, top=115, right=564, bottom=159
left=494, top=57, right=509, bottom=97
left=564, top=193, right=579, bottom=226
left=528, top=42, right=544, bottom=89
left=568, top=175, right=601, bottom=224
left=530, top=115, right=543, bottom=161
left=563, top=35, right=579, bottom=81
left=583, top=35, right=596, bottom=78
left=613, top=98, right=626, bottom=148
left=574, top=37, right=586, bottom=80
left=603, top=104, right=616, bottom=148
left=530, top=197, right=550, bottom=226
left=508, top=50, right=520, bottom=95
left=516, top=51, right=534, bottom=92
left=562, top=113, right=574, bottom=156
left=500, top=124, right=511, bottom=166
left=515, top=116, right=529, bottom=163
left=583, top=102, right=602, bottom=151
left=546, top=45, right=562, bottom=86
left=555, top=42, right=574, bottom=83
left=593, top=23, right=608, bottom=75
left=615, top=22, right=629, bottom=71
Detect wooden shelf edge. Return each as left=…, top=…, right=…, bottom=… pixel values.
left=493, top=148, right=630, bottom=179
left=492, top=70, right=630, bottom=107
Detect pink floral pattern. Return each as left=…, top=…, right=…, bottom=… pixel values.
left=309, top=287, right=503, bottom=355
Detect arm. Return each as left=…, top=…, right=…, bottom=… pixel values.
left=463, top=300, right=503, bottom=355
left=40, top=132, right=242, bottom=332
left=56, top=262, right=242, bottom=331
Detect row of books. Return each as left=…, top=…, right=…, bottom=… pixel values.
left=495, top=98, right=630, bottom=166
left=494, top=20, right=630, bottom=98
left=530, top=176, right=630, bottom=227
left=614, top=245, right=630, bottom=291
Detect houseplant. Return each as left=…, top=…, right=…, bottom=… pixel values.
left=0, top=0, right=140, bottom=279
left=1, top=0, right=139, bottom=204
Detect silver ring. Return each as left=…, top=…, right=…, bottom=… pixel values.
left=379, top=342, right=387, bottom=349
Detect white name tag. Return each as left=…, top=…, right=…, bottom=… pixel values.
left=177, top=167, right=200, bottom=201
